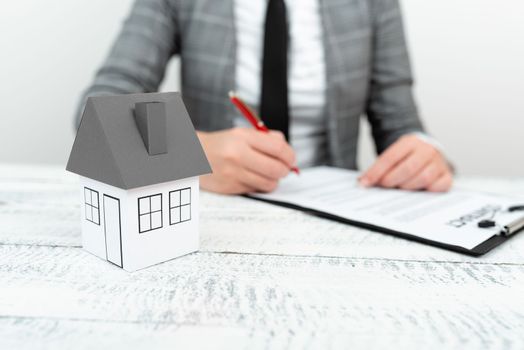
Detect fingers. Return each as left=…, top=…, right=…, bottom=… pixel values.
left=226, top=129, right=294, bottom=180
left=200, top=165, right=276, bottom=194
left=379, top=146, right=438, bottom=188
left=359, top=134, right=454, bottom=192
left=234, top=129, right=296, bottom=192
left=398, top=158, right=446, bottom=191
left=199, top=128, right=293, bottom=195
left=217, top=162, right=279, bottom=193
left=427, top=172, right=453, bottom=192
left=244, top=129, right=296, bottom=168
left=199, top=173, right=255, bottom=195
left=359, top=136, right=415, bottom=187
left=237, top=167, right=279, bottom=193
left=241, top=146, right=291, bottom=180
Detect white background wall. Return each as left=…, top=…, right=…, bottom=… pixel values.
left=1, top=0, right=523, bottom=176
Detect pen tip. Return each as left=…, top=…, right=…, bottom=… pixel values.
left=228, top=90, right=236, bottom=98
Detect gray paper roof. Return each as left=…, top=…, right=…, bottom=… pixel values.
left=66, top=92, right=211, bottom=189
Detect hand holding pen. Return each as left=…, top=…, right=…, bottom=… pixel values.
left=196, top=93, right=298, bottom=194
left=229, top=91, right=300, bottom=174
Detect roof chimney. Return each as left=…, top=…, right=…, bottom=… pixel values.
left=134, top=102, right=168, bottom=155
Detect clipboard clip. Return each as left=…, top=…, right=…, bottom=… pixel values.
left=502, top=216, right=524, bottom=236
left=478, top=205, right=524, bottom=236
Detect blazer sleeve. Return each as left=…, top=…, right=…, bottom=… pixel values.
left=366, top=0, right=425, bottom=154
left=74, top=0, right=180, bottom=127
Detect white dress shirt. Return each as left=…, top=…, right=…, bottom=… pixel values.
left=233, top=0, right=441, bottom=168
left=234, top=0, right=328, bottom=168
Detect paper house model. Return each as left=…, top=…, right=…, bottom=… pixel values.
left=66, top=92, right=211, bottom=271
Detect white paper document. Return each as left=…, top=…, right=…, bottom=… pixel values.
left=251, top=167, right=524, bottom=250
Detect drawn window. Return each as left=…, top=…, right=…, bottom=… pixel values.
left=138, top=194, right=163, bottom=233
left=84, top=187, right=100, bottom=225
left=169, top=188, right=191, bottom=225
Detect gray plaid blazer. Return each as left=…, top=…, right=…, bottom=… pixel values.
left=78, top=0, right=424, bottom=169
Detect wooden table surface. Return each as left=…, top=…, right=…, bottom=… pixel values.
left=1, top=164, right=523, bottom=350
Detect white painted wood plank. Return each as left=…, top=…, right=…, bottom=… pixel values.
left=1, top=315, right=520, bottom=350
left=1, top=245, right=523, bottom=349
left=0, top=171, right=80, bottom=247
left=1, top=164, right=524, bottom=263
left=1, top=164, right=524, bottom=349
left=0, top=318, right=259, bottom=350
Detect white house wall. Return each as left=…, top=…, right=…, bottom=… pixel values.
left=124, top=176, right=200, bottom=271
left=79, top=176, right=128, bottom=265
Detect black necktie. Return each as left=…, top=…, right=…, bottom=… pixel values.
left=260, top=0, right=289, bottom=140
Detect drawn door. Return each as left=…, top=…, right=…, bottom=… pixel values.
left=103, top=195, right=122, bottom=267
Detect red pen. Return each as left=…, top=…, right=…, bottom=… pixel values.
left=229, top=91, right=299, bottom=175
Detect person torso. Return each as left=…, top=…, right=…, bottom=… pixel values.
left=176, top=0, right=375, bottom=169
left=233, top=0, right=328, bottom=168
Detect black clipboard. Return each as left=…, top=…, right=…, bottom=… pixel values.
left=247, top=195, right=524, bottom=256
